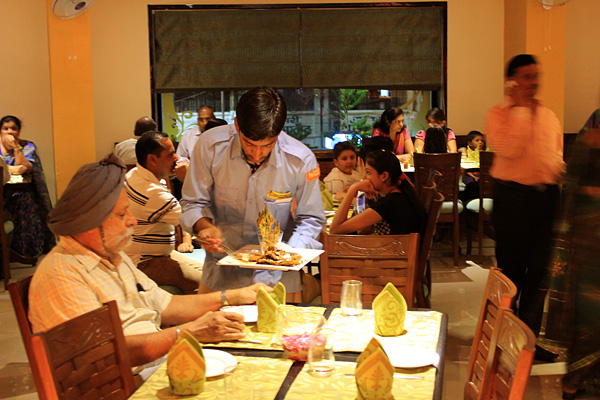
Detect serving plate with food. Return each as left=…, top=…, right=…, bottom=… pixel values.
left=216, top=203, right=323, bottom=271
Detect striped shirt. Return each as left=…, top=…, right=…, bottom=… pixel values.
left=28, top=236, right=173, bottom=335
left=125, top=165, right=181, bottom=265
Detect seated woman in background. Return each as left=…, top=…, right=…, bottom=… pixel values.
left=329, top=149, right=426, bottom=236
left=372, top=107, right=414, bottom=162
left=423, top=126, right=449, bottom=153
left=0, top=115, right=55, bottom=258
left=414, top=108, right=457, bottom=153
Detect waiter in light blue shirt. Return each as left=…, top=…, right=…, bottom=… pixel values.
left=180, top=87, right=326, bottom=299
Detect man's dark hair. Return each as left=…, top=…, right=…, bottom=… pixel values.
left=506, top=54, right=537, bottom=77
left=466, top=130, right=483, bottom=143
left=134, top=117, right=158, bottom=137
left=135, top=131, right=169, bottom=167
left=332, top=141, right=357, bottom=159
left=236, top=87, right=287, bottom=141
left=204, top=118, right=228, bottom=132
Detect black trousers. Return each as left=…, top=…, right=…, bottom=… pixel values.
left=492, top=180, right=560, bottom=335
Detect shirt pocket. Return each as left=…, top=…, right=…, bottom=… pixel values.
left=263, top=196, right=293, bottom=228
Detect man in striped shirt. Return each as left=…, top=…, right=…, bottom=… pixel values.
left=125, top=131, right=203, bottom=294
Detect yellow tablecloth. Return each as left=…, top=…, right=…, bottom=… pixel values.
left=327, top=309, right=442, bottom=353
left=129, top=355, right=293, bottom=400
left=208, top=306, right=326, bottom=350
left=285, top=361, right=436, bottom=399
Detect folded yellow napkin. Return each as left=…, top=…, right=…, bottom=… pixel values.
left=256, top=282, right=286, bottom=333
left=373, top=282, right=408, bottom=336
left=355, top=337, right=395, bottom=400
left=167, top=330, right=206, bottom=395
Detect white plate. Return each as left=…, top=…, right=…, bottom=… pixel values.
left=220, top=305, right=258, bottom=323
left=204, top=349, right=237, bottom=378
left=386, top=348, right=439, bottom=369
left=325, top=210, right=336, bottom=217
left=217, top=245, right=324, bottom=271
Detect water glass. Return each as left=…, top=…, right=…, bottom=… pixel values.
left=279, top=310, right=327, bottom=361
left=275, top=305, right=297, bottom=347
left=224, top=365, right=254, bottom=400
left=307, top=327, right=335, bottom=377
left=340, top=280, right=363, bottom=317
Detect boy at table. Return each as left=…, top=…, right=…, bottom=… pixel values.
left=324, top=141, right=362, bottom=202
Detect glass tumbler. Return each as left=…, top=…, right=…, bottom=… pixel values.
left=279, top=310, right=327, bottom=361
left=307, top=327, right=335, bottom=377
left=340, top=280, right=363, bottom=317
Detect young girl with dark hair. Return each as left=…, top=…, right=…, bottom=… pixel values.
left=371, top=107, right=414, bottom=162
left=414, top=108, right=457, bottom=153
left=329, top=149, right=426, bottom=236
left=423, top=126, right=449, bottom=154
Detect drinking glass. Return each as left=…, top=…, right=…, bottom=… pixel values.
left=275, top=305, right=297, bottom=347
left=340, top=280, right=363, bottom=317
left=224, top=365, right=255, bottom=400
left=307, top=327, right=335, bottom=377
left=279, top=310, right=327, bottom=361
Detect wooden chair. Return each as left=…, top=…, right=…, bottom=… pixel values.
left=30, top=300, right=136, bottom=400
left=414, top=153, right=462, bottom=266
left=466, top=151, right=495, bottom=264
left=415, top=187, right=444, bottom=308
left=465, top=267, right=518, bottom=400
left=320, top=233, right=419, bottom=307
left=1, top=165, right=15, bottom=287
left=473, top=308, right=536, bottom=400
left=418, top=169, right=442, bottom=214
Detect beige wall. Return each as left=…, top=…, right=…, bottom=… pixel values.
left=564, top=0, right=600, bottom=132
left=1, top=0, right=598, bottom=197
left=0, top=1, right=56, bottom=202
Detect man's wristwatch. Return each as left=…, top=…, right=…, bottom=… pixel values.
left=220, top=290, right=230, bottom=307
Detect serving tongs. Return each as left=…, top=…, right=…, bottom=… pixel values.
left=195, top=237, right=238, bottom=258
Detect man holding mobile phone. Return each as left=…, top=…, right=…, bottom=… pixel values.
left=484, top=54, right=565, bottom=361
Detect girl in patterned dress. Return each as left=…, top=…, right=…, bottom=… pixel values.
left=0, top=115, right=55, bottom=259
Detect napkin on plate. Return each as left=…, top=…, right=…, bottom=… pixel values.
left=256, top=282, right=286, bottom=332
left=355, top=337, right=395, bottom=400
left=167, top=330, right=206, bottom=395
left=373, top=282, right=408, bottom=337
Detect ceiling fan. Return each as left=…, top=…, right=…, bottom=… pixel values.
left=536, top=0, right=573, bottom=10
left=52, top=0, right=96, bottom=19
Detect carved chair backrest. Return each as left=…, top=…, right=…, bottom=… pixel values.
left=320, top=233, right=419, bottom=307
left=464, top=267, right=518, bottom=399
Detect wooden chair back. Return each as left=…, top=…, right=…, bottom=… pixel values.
left=414, top=153, right=462, bottom=266
left=466, top=151, right=495, bottom=263
left=6, top=275, right=48, bottom=398
left=320, top=233, right=419, bottom=307
left=415, top=187, right=444, bottom=308
left=418, top=169, right=442, bottom=214
left=30, top=301, right=136, bottom=400
left=1, top=165, right=13, bottom=287
left=465, top=267, right=518, bottom=399
left=475, top=308, right=536, bottom=400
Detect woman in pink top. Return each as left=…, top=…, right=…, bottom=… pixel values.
left=414, top=108, right=457, bottom=153
left=371, top=107, right=414, bottom=162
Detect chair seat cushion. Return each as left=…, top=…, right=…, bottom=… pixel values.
left=465, top=198, right=493, bottom=214
left=441, top=200, right=463, bottom=214
left=5, top=220, right=14, bottom=235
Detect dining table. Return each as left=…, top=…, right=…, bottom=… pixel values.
left=129, top=304, right=448, bottom=400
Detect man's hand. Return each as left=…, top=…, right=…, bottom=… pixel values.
left=181, top=311, right=246, bottom=343
left=196, top=225, right=225, bottom=253
left=173, top=162, right=189, bottom=182
left=229, top=283, right=272, bottom=305
left=177, top=242, right=194, bottom=253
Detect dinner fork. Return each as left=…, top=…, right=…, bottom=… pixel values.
left=195, top=237, right=238, bottom=258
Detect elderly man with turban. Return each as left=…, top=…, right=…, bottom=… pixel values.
left=28, top=154, right=266, bottom=378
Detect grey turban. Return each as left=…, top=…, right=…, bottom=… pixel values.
left=48, top=153, right=127, bottom=236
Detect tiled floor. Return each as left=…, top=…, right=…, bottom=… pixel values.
left=0, top=234, right=597, bottom=399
